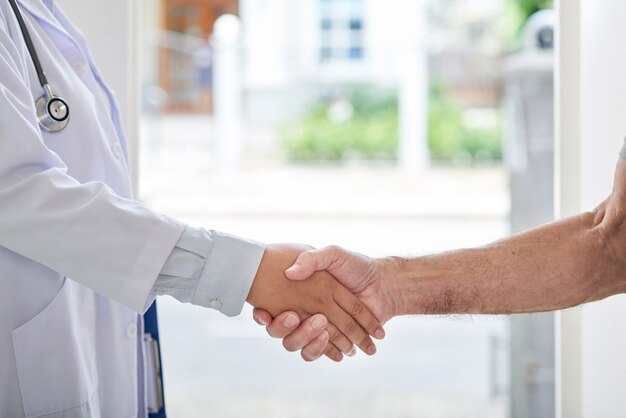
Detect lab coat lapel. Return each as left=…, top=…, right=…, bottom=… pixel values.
left=14, top=0, right=131, bottom=164
left=51, top=6, right=131, bottom=163
left=14, top=0, right=72, bottom=41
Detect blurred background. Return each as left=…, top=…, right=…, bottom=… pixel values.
left=137, top=0, right=555, bottom=417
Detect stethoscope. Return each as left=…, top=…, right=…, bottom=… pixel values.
left=8, top=0, right=69, bottom=133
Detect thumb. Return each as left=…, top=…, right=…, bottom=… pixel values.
left=285, top=248, right=335, bottom=281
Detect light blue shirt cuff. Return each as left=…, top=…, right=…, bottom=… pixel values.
left=153, top=226, right=266, bottom=317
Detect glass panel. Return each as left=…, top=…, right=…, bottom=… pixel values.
left=140, top=0, right=555, bottom=417
left=319, top=0, right=365, bottom=62
left=349, top=18, right=363, bottom=31
left=348, top=46, right=363, bottom=60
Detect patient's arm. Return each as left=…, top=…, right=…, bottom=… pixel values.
left=253, top=157, right=626, bottom=357
left=386, top=157, right=626, bottom=315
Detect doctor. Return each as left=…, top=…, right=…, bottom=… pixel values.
left=0, top=1, right=385, bottom=417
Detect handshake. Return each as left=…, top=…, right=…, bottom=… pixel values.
left=244, top=157, right=626, bottom=363
left=246, top=243, right=397, bottom=362
left=245, top=180, right=626, bottom=362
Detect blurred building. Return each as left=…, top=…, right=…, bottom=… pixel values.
left=143, top=0, right=238, bottom=113
left=142, top=0, right=506, bottom=165
left=144, top=0, right=427, bottom=118
left=240, top=0, right=429, bottom=129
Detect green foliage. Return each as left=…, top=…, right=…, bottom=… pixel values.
left=282, top=84, right=502, bottom=163
left=282, top=87, right=399, bottom=161
left=514, top=0, right=553, bottom=21
left=428, top=82, right=502, bottom=162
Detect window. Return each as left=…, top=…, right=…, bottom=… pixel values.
left=319, top=0, right=365, bottom=62
left=138, top=1, right=519, bottom=416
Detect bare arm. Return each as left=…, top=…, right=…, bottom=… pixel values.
left=391, top=209, right=619, bottom=315
left=389, top=157, right=626, bottom=315
left=253, top=155, right=626, bottom=357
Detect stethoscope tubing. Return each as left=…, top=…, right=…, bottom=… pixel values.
left=8, top=0, right=49, bottom=88
left=8, top=0, right=70, bottom=132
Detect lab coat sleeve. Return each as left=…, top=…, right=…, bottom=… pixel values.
left=0, top=19, right=187, bottom=313
left=151, top=226, right=265, bottom=317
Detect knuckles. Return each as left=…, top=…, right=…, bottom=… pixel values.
left=344, top=319, right=359, bottom=335
left=325, top=245, right=343, bottom=256
left=351, top=299, right=365, bottom=315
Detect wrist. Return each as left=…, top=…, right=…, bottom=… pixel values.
left=246, top=245, right=276, bottom=308
left=382, top=253, right=465, bottom=316
left=377, top=256, right=408, bottom=319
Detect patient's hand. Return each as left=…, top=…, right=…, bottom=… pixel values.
left=247, top=244, right=384, bottom=358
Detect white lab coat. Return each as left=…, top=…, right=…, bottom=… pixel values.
left=0, top=1, right=185, bottom=417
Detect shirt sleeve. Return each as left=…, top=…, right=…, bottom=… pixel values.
left=149, top=226, right=266, bottom=317
left=620, top=137, right=626, bottom=160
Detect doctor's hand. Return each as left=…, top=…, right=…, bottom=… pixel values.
left=253, top=246, right=397, bottom=361
left=247, top=244, right=385, bottom=360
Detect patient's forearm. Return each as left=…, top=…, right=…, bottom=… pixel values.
left=388, top=205, right=626, bottom=316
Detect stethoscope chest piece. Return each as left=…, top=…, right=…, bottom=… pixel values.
left=9, top=0, right=70, bottom=133
left=36, top=85, right=70, bottom=133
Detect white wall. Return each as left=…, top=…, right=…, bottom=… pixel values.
left=578, top=0, right=626, bottom=416
left=557, top=0, right=626, bottom=417
left=555, top=1, right=582, bottom=417
left=56, top=0, right=141, bottom=192
left=141, top=0, right=162, bottom=92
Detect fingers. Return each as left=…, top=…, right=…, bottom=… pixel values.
left=266, top=311, right=301, bottom=339
left=252, top=308, right=273, bottom=326
left=322, top=342, right=344, bottom=362
left=334, top=286, right=385, bottom=340
left=327, top=302, right=377, bottom=356
left=325, top=322, right=356, bottom=357
left=281, top=314, right=327, bottom=352
left=254, top=309, right=361, bottom=362
left=285, top=247, right=340, bottom=281
left=301, top=330, right=330, bottom=362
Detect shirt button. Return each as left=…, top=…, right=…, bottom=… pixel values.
left=112, top=143, right=123, bottom=159
left=126, top=323, right=137, bottom=339
left=209, top=298, right=222, bottom=310
left=72, top=60, right=87, bottom=75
